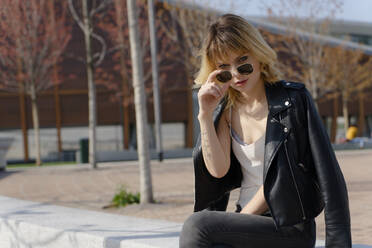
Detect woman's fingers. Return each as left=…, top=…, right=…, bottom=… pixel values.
left=211, top=84, right=223, bottom=97
left=212, top=77, right=233, bottom=97
left=206, top=69, right=224, bottom=83
left=200, top=84, right=221, bottom=98
left=221, top=79, right=233, bottom=91
left=212, top=88, right=221, bottom=98
left=201, top=69, right=233, bottom=100
left=204, top=81, right=231, bottom=99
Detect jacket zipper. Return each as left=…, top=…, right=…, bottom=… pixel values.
left=284, top=138, right=307, bottom=220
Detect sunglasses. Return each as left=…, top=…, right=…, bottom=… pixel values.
left=216, top=63, right=254, bottom=83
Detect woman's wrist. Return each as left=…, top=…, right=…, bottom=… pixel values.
left=240, top=207, right=260, bottom=215
left=240, top=205, right=255, bottom=215
left=197, top=111, right=213, bottom=121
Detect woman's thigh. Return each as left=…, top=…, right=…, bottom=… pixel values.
left=179, top=209, right=316, bottom=248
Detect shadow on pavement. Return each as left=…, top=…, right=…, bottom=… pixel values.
left=0, top=170, right=20, bottom=180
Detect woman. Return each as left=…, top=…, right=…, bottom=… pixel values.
left=179, top=14, right=351, bottom=248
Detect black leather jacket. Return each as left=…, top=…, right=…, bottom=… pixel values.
left=192, top=80, right=351, bottom=247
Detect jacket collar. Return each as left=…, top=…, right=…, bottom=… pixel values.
left=263, top=81, right=292, bottom=182
left=265, top=80, right=292, bottom=117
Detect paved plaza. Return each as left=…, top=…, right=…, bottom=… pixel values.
left=0, top=149, right=371, bottom=245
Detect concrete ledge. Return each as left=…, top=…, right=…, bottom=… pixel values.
left=0, top=196, right=369, bottom=247
left=0, top=196, right=181, bottom=248
left=0, top=137, right=13, bottom=170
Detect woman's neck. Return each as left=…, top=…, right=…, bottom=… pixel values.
left=235, top=79, right=267, bottom=116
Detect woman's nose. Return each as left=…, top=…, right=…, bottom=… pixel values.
left=231, top=67, right=240, bottom=78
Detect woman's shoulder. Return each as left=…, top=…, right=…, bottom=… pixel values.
left=267, top=80, right=307, bottom=101
left=277, top=80, right=309, bottom=104
left=279, top=80, right=305, bottom=90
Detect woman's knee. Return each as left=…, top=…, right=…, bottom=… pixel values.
left=179, top=210, right=212, bottom=247
left=181, top=211, right=209, bottom=235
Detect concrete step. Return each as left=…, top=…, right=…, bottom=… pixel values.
left=0, top=196, right=181, bottom=248
left=0, top=196, right=368, bottom=248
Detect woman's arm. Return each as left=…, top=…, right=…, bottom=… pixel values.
left=240, top=185, right=268, bottom=215
left=303, top=87, right=351, bottom=248
left=198, top=109, right=231, bottom=178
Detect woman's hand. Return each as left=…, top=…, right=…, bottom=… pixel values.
left=240, top=185, right=269, bottom=215
left=197, top=69, right=233, bottom=119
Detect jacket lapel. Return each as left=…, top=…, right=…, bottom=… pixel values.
left=263, top=81, right=292, bottom=182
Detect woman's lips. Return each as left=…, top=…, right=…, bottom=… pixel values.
left=236, top=79, right=248, bottom=86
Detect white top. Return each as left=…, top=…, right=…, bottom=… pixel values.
left=228, top=106, right=265, bottom=208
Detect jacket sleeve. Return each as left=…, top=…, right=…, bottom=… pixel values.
left=303, top=87, right=352, bottom=248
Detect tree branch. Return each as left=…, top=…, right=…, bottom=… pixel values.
left=90, top=0, right=113, bottom=17
left=91, top=31, right=107, bottom=66
left=67, top=0, right=86, bottom=33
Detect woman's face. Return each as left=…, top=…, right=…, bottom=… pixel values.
left=215, top=51, right=263, bottom=95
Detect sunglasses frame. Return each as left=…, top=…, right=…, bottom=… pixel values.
left=216, top=63, right=254, bottom=83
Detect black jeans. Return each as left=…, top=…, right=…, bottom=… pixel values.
left=179, top=205, right=316, bottom=248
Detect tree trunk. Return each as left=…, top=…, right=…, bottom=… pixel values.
left=309, top=72, right=320, bottom=114
left=342, top=91, right=349, bottom=135
left=82, top=0, right=97, bottom=168
left=30, top=83, right=42, bottom=166
left=358, top=92, right=365, bottom=137
left=53, top=66, right=63, bottom=158
left=330, top=94, right=339, bottom=143
left=19, top=89, right=29, bottom=161
left=127, top=0, right=154, bottom=203
left=186, top=80, right=194, bottom=148
left=114, top=0, right=130, bottom=150
left=17, top=58, right=29, bottom=161
left=148, top=0, right=163, bottom=160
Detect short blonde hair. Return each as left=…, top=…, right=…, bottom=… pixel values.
left=194, top=14, right=282, bottom=107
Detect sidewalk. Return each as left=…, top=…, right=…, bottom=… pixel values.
left=0, top=149, right=371, bottom=244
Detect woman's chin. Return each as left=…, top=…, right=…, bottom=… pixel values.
left=233, top=84, right=252, bottom=94
left=234, top=78, right=262, bottom=94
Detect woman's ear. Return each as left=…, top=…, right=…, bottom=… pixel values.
left=259, top=62, right=267, bottom=72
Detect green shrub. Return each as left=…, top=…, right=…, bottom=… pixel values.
left=111, top=185, right=140, bottom=207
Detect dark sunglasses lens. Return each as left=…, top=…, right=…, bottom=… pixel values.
left=216, top=71, right=232, bottom=83
left=237, top=63, right=253, bottom=75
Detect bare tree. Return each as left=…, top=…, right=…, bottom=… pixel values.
left=95, top=0, right=179, bottom=151
left=160, top=0, right=227, bottom=147
left=262, top=0, right=343, bottom=104
left=323, top=41, right=372, bottom=134
left=67, top=0, right=111, bottom=168
left=148, top=0, right=163, bottom=161
left=0, top=0, right=71, bottom=165
left=127, top=0, right=154, bottom=203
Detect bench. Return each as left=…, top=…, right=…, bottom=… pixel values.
left=0, top=138, right=13, bottom=170
left=0, top=196, right=368, bottom=247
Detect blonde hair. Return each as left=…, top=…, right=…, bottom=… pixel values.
left=194, top=14, right=282, bottom=108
